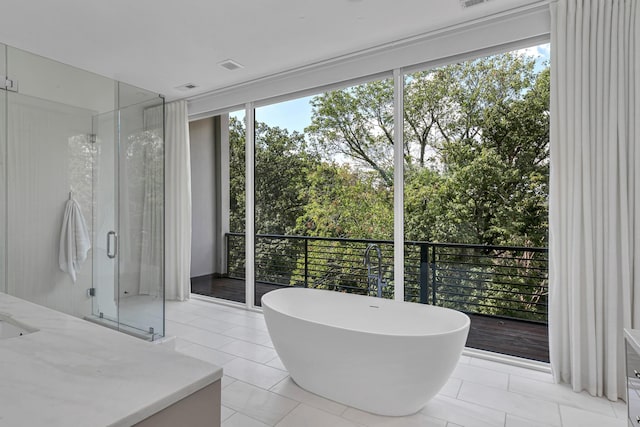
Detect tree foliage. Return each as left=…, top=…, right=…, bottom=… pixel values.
left=229, top=117, right=322, bottom=235
left=229, top=116, right=246, bottom=233
left=293, top=163, right=393, bottom=239
left=306, top=52, right=549, bottom=247
left=306, top=80, right=395, bottom=186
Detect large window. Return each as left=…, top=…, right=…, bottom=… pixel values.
left=252, top=79, right=395, bottom=305
left=402, top=45, right=550, bottom=360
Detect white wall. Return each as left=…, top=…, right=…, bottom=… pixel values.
left=189, top=117, right=217, bottom=278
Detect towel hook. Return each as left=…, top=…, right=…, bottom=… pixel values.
left=69, top=191, right=73, bottom=200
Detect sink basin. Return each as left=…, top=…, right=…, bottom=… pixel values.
left=0, top=313, right=38, bottom=339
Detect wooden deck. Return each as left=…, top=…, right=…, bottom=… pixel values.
left=191, top=276, right=549, bottom=362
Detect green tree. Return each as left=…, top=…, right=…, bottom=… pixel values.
left=229, top=117, right=322, bottom=235
left=229, top=116, right=246, bottom=232
left=306, top=80, right=395, bottom=186
left=294, top=162, right=393, bottom=239
left=307, top=52, right=549, bottom=247
left=229, top=116, right=323, bottom=283
left=255, top=122, right=320, bottom=235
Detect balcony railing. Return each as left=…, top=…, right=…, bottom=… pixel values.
left=225, top=232, right=548, bottom=324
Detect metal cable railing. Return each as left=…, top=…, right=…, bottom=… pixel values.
left=226, top=232, right=548, bottom=323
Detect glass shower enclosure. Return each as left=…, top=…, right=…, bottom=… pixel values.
left=0, top=43, right=165, bottom=339
left=92, top=85, right=165, bottom=339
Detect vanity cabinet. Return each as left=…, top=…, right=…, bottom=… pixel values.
left=626, top=331, right=640, bottom=426
left=134, top=381, right=221, bottom=427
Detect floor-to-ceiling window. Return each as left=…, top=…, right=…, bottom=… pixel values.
left=402, top=44, right=550, bottom=361
left=252, top=78, right=395, bottom=306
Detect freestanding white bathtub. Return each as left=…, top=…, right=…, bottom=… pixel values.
left=262, top=287, right=470, bottom=416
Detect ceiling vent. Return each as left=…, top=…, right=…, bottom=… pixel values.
left=175, top=83, right=198, bottom=91
left=460, top=0, right=486, bottom=7
left=219, top=59, right=244, bottom=71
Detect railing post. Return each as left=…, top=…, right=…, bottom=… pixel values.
left=304, top=239, right=309, bottom=288
left=226, top=234, right=230, bottom=276
left=431, top=245, right=437, bottom=306
left=419, top=244, right=429, bottom=304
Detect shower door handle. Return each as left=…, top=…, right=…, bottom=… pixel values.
left=107, top=231, right=118, bottom=259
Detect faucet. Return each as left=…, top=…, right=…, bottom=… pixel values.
left=364, top=243, right=384, bottom=298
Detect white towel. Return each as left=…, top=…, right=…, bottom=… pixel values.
left=58, top=197, right=91, bottom=282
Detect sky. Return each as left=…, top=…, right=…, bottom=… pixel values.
left=233, top=43, right=551, bottom=134
left=230, top=96, right=314, bottom=133
left=255, top=96, right=314, bottom=133
left=518, top=43, right=551, bottom=73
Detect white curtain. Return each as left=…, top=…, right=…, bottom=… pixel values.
left=549, top=0, right=640, bottom=401
left=164, top=100, right=192, bottom=301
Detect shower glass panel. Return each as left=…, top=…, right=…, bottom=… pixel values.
left=0, top=43, right=6, bottom=294
left=92, top=90, right=165, bottom=339
left=92, top=110, right=118, bottom=324
left=115, top=84, right=165, bottom=338
left=5, top=46, right=110, bottom=317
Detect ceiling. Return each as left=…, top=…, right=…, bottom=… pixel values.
left=0, top=0, right=540, bottom=100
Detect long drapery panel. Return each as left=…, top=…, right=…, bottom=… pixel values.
left=549, top=0, right=640, bottom=401
left=165, top=100, right=192, bottom=301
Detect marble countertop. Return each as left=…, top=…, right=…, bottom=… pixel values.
left=0, top=292, right=222, bottom=427
left=625, top=329, right=640, bottom=355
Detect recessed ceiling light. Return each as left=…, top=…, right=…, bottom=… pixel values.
left=460, top=0, right=487, bottom=7
left=219, top=59, right=244, bottom=71
left=175, top=83, right=198, bottom=91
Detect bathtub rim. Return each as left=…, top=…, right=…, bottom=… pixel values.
left=262, top=287, right=470, bottom=338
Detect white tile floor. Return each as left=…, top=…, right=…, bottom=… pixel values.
left=166, top=298, right=627, bottom=427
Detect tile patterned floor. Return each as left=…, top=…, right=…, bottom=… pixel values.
left=166, top=298, right=627, bottom=427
